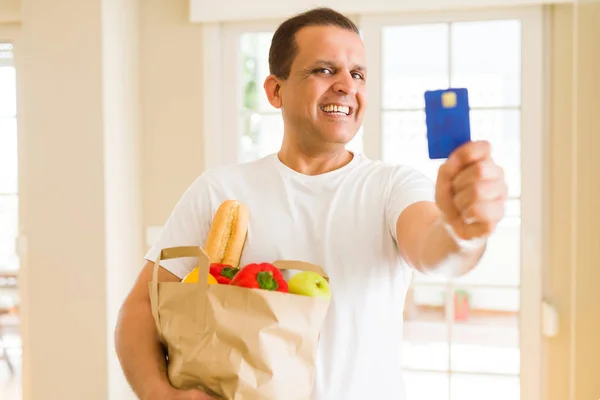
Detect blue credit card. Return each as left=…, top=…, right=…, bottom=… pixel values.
left=424, top=88, right=471, bottom=159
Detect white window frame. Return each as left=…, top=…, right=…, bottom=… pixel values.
left=219, top=20, right=282, bottom=165
left=359, top=7, right=547, bottom=400
left=202, top=6, right=548, bottom=400
left=189, top=0, right=572, bottom=24
left=0, top=36, right=20, bottom=263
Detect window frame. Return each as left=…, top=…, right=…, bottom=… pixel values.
left=220, top=20, right=280, bottom=164
left=0, top=36, right=21, bottom=274
left=204, top=6, right=548, bottom=400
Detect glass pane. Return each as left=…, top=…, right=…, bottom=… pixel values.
left=470, top=110, right=521, bottom=198
left=0, top=117, right=18, bottom=193
left=412, top=270, right=448, bottom=285
left=0, top=236, right=18, bottom=270
left=240, top=111, right=283, bottom=163
left=0, top=66, right=17, bottom=117
left=382, top=110, right=444, bottom=182
left=404, top=370, right=450, bottom=400
left=403, top=286, right=449, bottom=371
left=0, top=195, right=18, bottom=237
left=0, top=43, right=13, bottom=67
left=451, top=20, right=521, bottom=108
left=505, top=198, right=521, bottom=218
left=455, top=214, right=520, bottom=286
left=450, top=287, right=520, bottom=375
left=240, top=32, right=274, bottom=113
left=382, top=24, right=449, bottom=109
left=451, top=373, right=520, bottom=400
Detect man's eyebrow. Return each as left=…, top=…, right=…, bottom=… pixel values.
left=313, top=59, right=367, bottom=71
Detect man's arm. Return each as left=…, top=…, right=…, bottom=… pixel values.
left=114, top=261, right=212, bottom=400
left=394, top=141, right=506, bottom=278
left=395, top=201, right=486, bottom=277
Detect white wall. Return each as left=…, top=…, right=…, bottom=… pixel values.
left=14, top=0, right=142, bottom=398
left=0, top=0, right=19, bottom=23
left=102, top=0, right=143, bottom=398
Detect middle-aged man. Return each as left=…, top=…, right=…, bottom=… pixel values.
left=115, top=7, right=508, bottom=400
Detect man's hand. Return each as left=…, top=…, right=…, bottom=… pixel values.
left=149, top=387, right=215, bottom=400
left=115, top=260, right=218, bottom=400
left=173, top=388, right=216, bottom=400
left=435, top=140, right=508, bottom=240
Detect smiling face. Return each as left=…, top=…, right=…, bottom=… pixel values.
left=264, top=25, right=367, bottom=153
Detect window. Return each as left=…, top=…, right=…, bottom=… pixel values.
left=359, top=9, right=543, bottom=399
left=382, top=21, right=522, bottom=387
left=239, top=31, right=281, bottom=163
left=0, top=41, right=20, bottom=378
left=0, top=43, right=19, bottom=273
left=214, top=7, right=544, bottom=400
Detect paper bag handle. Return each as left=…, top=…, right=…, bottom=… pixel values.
left=150, top=246, right=211, bottom=335
left=271, top=260, right=329, bottom=280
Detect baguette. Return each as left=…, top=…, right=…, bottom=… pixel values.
left=204, top=200, right=250, bottom=268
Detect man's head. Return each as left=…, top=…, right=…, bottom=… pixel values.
left=264, top=8, right=366, bottom=154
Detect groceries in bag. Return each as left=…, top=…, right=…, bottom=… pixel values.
left=150, top=200, right=331, bottom=399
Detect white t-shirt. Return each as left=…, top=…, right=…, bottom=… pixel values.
left=145, top=152, right=435, bottom=400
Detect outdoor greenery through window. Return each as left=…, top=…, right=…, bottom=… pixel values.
left=240, top=32, right=282, bottom=163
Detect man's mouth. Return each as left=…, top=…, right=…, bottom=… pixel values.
left=320, top=104, right=351, bottom=116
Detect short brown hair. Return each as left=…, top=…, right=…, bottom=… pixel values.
left=268, top=7, right=359, bottom=80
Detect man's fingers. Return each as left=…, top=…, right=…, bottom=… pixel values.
left=435, top=175, right=461, bottom=219
left=461, top=198, right=506, bottom=224
left=453, top=180, right=507, bottom=212
left=452, top=159, right=504, bottom=193
left=448, top=198, right=506, bottom=240
left=438, top=140, right=493, bottom=183
left=449, top=140, right=492, bottom=167
left=176, top=389, right=216, bottom=400
left=437, top=140, right=508, bottom=241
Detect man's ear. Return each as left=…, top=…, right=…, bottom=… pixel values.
left=264, top=75, right=283, bottom=109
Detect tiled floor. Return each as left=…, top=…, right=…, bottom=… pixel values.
left=0, top=312, right=520, bottom=400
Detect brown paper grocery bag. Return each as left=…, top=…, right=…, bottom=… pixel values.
left=149, top=246, right=331, bottom=400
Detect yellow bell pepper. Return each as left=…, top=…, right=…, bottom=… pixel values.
left=182, top=267, right=218, bottom=284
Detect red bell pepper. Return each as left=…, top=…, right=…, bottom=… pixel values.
left=209, top=263, right=239, bottom=284
left=230, top=262, right=288, bottom=292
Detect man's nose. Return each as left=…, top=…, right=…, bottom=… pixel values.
left=332, top=71, right=358, bottom=95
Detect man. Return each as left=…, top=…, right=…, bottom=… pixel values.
left=115, top=7, right=507, bottom=400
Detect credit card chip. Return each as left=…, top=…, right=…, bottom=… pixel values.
left=441, top=91, right=457, bottom=108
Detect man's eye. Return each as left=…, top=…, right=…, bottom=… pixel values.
left=315, top=68, right=333, bottom=75
left=352, top=72, right=364, bottom=80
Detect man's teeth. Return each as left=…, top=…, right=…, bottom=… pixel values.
left=321, top=105, right=350, bottom=115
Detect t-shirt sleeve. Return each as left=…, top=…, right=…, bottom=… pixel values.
left=144, top=175, right=213, bottom=279
left=385, top=165, right=436, bottom=245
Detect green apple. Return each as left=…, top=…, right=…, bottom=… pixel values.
left=288, top=271, right=331, bottom=299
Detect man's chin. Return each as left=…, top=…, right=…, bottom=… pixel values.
left=322, top=130, right=358, bottom=145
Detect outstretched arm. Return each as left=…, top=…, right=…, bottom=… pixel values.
left=395, top=141, right=507, bottom=277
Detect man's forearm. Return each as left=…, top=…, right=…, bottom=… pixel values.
left=115, top=298, right=174, bottom=400
left=415, top=217, right=487, bottom=278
